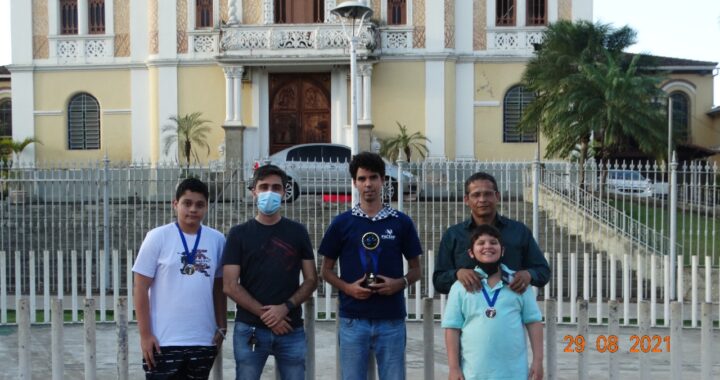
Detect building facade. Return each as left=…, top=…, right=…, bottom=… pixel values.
left=7, top=0, right=718, bottom=165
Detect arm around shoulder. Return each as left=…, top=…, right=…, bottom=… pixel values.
left=433, top=231, right=458, bottom=295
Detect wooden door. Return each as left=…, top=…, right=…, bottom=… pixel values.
left=269, top=73, right=331, bottom=154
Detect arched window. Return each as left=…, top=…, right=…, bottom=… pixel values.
left=670, top=91, right=690, bottom=143
left=0, top=99, right=11, bottom=137
left=68, top=93, right=101, bottom=150
left=61, top=0, right=79, bottom=34
left=503, top=85, right=536, bottom=143
left=196, top=0, right=213, bottom=29
left=388, top=0, right=407, bottom=25
left=89, top=0, right=106, bottom=34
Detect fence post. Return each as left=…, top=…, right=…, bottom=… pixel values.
left=577, top=299, right=588, bottom=380
left=532, top=148, right=540, bottom=240
left=116, top=297, right=128, bottom=380
left=545, top=299, right=557, bottom=380
left=423, top=298, right=434, bottom=380
left=608, top=300, right=619, bottom=379
left=638, top=301, right=650, bottom=380
left=305, top=297, right=316, bottom=380
left=84, top=298, right=96, bottom=380
left=396, top=155, right=404, bottom=210
left=51, top=298, right=64, bottom=380
left=668, top=153, right=677, bottom=299
left=0, top=251, right=6, bottom=324
left=670, top=301, right=682, bottom=380
left=335, top=300, right=341, bottom=380
left=700, top=302, right=712, bottom=380
left=691, top=255, right=698, bottom=327
left=18, top=297, right=31, bottom=379
left=103, top=154, right=110, bottom=294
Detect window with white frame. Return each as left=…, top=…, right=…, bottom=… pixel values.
left=496, top=0, right=516, bottom=26
left=88, top=0, right=106, bottom=34
left=196, top=0, right=213, bottom=29
left=670, top=91, right=690, bottom=143
left=388, top=0, right=407, bottom=25
left=526, top=0, right=546, bottom=26
left=61, top=0, right=79, bottom=35
left=503, top=85, right=536, bottom=143
left=68, top=93, right=101, bottom=150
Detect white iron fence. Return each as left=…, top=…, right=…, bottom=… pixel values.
left=0, top=158, right=718, bottom=325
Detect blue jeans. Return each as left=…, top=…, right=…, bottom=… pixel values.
left=232, top=321, right=306, bottom=380
left=338, top=317, right=406, bottom=380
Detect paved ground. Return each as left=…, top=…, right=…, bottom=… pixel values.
left=0, top=321, right=718, bottom=379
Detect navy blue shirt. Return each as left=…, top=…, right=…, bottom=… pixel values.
left=432, top=215, right=551, bottom=294
left=319, top=205, right=423, bottom=319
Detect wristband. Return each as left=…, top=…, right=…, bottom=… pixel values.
left=216, top=327, right=226, bottom=339
left=402, top=276, right=409, bottom=288
left=284, top=300, right=296, bottom=311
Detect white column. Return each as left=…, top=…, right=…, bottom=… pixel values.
left=455, top=0, right=474, bottom=159
left=233, top=67, right=244, bottom=123
left=157, top=63, right=179, bottom=161
left=10, top=0, right=33, bottom=64
left=425, top=59, right=446, bottom=159
left=380, top=0, right=388, bottom=22
left=331, top=67, right=349, bottom=146
left=10, top=70, right=36, bottom=163
left=105, top=0, right=114, bottom=35
left=214, top=0, right=223, bottom=26
left=78, top=0, right=89, bottom=35
left=424, top=0, right=444, bottom=51
left=263, top=0, right=274, bottom=24
left=572, top=0, right=593, bottom=21
left=157, top=0, right=178, bottom=58
left=48, top=0, right=59, bottom=36
left=517, top=0, right=526, bottom=27
left=131, top=0, right=149, bottom=61
left=548, top=0, right=559, bottom=23
left=130, top=0, right=150, bottom=161
left=360, top=64, right=373, bottom=124
left=223, top=67, right=234, bottom=123
left=188, top=0, right=196, bottom=31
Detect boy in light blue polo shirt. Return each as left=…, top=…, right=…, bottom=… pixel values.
left=442, top=224, right=544, bottom=380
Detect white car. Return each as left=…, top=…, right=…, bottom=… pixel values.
left=256, top=143, right=417, bottom=202
left=605, top=170, right=654, bottom=197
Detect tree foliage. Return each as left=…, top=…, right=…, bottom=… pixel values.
left=379, top=122, right=430, bottom=162
left=0, top=137, right=41, bottom=168
left=162, top=112, right=212, bottom=172
left=519, top=20, right=668, bottom=164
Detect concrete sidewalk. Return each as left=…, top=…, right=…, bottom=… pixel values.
left=0, top=321, right=718, bottom=379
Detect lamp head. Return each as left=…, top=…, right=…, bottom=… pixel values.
left=330, top=1, right=374, bottom=20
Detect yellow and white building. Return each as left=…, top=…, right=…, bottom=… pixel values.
left=6, top=0, right=718, bottom=165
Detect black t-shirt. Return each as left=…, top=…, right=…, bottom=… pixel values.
left=222, top=217, right=315, bottom=328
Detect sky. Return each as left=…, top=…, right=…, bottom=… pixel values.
left=0, top=0, right=718, bottom=103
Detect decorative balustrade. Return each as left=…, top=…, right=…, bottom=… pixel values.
left=49, top=35, right=115, bottom=64
left=219, top=23, right=377, bottom=58
left=189, top=30, right=220, bottom=55
left=486, top=27, right=545, bottom=55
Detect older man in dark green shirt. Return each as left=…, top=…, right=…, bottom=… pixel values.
left=432, top=172, right=551, bottom=294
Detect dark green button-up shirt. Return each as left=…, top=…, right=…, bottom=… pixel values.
left=432, top=215, right=551, bottom=294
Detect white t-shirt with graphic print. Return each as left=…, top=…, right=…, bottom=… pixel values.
left=132, top=222, right=226, bottom=346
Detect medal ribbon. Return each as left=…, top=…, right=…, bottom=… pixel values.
left=481, top=286, right=501, bottom=309
left=175, top=222, right=202, bottom=265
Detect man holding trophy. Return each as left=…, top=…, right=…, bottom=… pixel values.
left=319, top=152, right=422, bottom=380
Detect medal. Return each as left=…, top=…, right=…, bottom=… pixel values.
left=176, top=222, right=202, bottom=276
left=485, top=307, right=497, bottom=318
left=481, top=286, right=501, bottom=319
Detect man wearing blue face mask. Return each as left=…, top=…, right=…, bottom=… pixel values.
left=222, top=165, right=318, bottom=380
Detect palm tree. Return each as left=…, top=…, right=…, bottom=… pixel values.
left=519, top=20, right=667, bottom=186
left=0, top=137, right=41, bottom=169
left=162, top=112, right=212, bottom=174
left=379, top=122, right=430, bottom=162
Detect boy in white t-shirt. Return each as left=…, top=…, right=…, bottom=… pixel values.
left=132, top=178, right=227, bottom=379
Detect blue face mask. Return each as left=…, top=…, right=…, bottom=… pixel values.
left=257, top=191, right=282, bottom=215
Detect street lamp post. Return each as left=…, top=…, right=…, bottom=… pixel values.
left=330, top=1, right=373, bottom=157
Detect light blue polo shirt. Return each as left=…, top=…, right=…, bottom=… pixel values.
left=441, top=270, right=542, bottom=380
